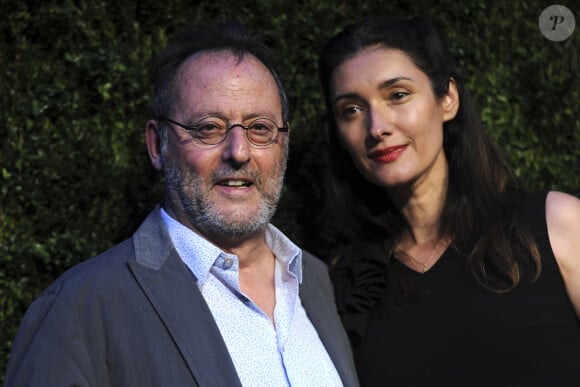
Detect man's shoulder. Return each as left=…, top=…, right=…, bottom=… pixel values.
left=301, top=250, right=329, bottom=272
left=300, top=250, right=333, bottom=294
left=39, top=238, right=136, bottom=302
left=53, top=206, right=164, bottom=291
left=71, top=238, right=134, bottom=276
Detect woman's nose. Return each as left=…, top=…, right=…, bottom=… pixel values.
left=368, top=108, right=393, bottom=138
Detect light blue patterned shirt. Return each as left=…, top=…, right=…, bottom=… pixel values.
left=160, top=209, right=343, bottom=387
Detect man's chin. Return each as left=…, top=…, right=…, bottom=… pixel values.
left=194, top=205, right=273, bottom=237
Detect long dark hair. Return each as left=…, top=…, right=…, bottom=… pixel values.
left=318, top=16, right=540, bottom=292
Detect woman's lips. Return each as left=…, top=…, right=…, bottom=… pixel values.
left=369, top=145, right=408, bottom=163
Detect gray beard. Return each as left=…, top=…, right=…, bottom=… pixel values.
left=163, top=160, right=285, bottom=240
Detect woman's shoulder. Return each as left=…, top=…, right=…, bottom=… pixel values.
left=329, top=241, right=390, bottom=347
left=545, top=190, right=580, bottom=317
left=545, top=190, right=580, bottom=228
left=330, top=241, right=389, bottom=286
left=545, top=191, right=580, bottom=261
left=330, top=242, right=389, bottom=312
left=546, top=191, right=580, bottom=269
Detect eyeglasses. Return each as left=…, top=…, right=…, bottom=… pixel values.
left=160, top=116, right=289, bottom=147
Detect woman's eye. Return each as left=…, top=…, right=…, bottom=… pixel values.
left=391, top=91, right=409, bottom=100
left=340, top=105, right=362, bottom=118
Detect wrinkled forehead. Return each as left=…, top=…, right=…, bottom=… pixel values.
left=183, top=49, right=246, bottom=68
left=177, top=50, right=261, bottom=82
left=172, top=50, right=283, bottom=118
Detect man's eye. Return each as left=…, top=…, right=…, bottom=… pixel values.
left=251, top=123, right=270, bottom=132
left=197, top=123, right=222, bottom=132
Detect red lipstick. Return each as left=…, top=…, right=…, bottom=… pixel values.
left=369, top=145, right=407, bottom=163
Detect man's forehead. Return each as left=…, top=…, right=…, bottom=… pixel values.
left=182, top=50, right=264, bottom=73
left=171, top=49, right=282, bottom=118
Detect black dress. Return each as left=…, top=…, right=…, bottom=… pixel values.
left=332, top=191, right=580, bottom=387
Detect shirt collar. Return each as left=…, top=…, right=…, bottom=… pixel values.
left=159, top=208, right=302, bottom=285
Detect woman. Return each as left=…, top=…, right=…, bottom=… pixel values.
left=318, top=16, right=580, bottom=386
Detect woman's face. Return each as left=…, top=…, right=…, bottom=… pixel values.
left=330, top=47, right=458, bottom=191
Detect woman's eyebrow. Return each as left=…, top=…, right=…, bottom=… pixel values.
left=333, top=92, right=361, bottom=104
left=377, top=76, right=412, bottom=90
left=333, top=76, right=413, bottom=104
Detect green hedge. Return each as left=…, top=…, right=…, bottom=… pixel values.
left=1, top=0, right=578, bottom=376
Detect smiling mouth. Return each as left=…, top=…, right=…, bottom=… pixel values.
left=369, top=145, right=407, bottom=157
left=217, top=179, right=253, bottom=188
left=368, top=145, right=408, bottom=163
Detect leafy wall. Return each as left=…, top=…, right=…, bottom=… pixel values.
left=1, top=0, right=578, bottom=376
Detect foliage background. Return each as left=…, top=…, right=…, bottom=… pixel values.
left=1, top=0, right=578, bottom=377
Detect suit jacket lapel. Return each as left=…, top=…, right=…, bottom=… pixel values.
left=128, top=207, right=242, bottom=387
left=300, top=252, right=358, bottom=387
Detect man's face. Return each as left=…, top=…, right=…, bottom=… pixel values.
left=161, top=51, right=288, bottom=245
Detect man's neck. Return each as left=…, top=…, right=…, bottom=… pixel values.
left=238, top=246, right=277, bottom=322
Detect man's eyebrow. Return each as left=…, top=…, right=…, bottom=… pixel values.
left=333, top=76, right=413, bottom=104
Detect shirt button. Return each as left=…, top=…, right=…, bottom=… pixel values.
left=223, top=258, right=234, bottom=269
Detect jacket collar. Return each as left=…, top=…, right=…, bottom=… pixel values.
left=128, top=206, right=243, bottom=387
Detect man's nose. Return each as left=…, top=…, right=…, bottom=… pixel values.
left=221, top=126, right=251, bottom=165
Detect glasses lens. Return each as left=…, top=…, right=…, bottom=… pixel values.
left=195, top=117, right=228, bottom=144
left=248, top=118, right=278, bottom=145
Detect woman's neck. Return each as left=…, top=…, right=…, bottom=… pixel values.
left=389, top=154, right=449, bottom=244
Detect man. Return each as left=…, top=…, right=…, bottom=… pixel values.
left=3, top=21, right=358, bottom=386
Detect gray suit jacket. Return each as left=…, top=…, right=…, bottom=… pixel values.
left=4, top=207, right=358, bottom=387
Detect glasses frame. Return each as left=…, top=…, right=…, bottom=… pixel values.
left=159, top=116, right=289, bottom=147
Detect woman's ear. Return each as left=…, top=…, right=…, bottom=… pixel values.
left=442, top=77, right=460, bottom=122
left=145, top=119, right=164, bottom=171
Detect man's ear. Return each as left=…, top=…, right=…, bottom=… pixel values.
left=145, top=119, right=163, bottom=171
left=442, top=77, right=460, bottom=122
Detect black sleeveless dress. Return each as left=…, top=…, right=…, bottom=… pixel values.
left=331, top=191, right=580, bottom=387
